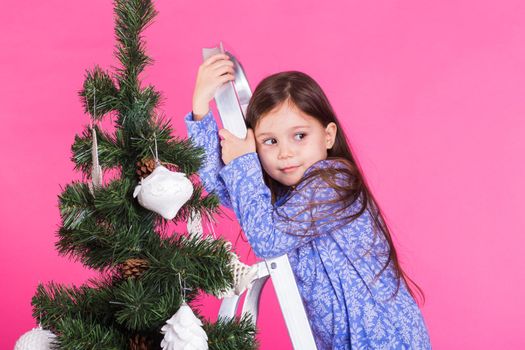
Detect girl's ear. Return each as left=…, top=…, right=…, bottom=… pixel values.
left=325, top=122, right=337, bottom=149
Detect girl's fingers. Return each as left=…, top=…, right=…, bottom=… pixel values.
left=219, top=73, right=235, bottom=83
left=210, top=60, right=234, bottom=74
left=200, top=58, right=233, bottom=80
left=203, top=53, right=230, bottom=66
left=219, top=128, right=235, bottom=140
left=214, top=66, right=235, bottom=77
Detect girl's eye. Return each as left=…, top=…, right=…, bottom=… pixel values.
left=295, top=133, right=306, bottom=140
left=262, top=138, right=277, bottom=145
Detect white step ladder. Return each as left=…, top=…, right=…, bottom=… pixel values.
left=218, top=255, right=317, bottom=349
left=202, top=45, right=318, bottom=349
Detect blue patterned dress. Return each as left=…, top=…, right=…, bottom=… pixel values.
left=185, top=111, right=431, bottom=349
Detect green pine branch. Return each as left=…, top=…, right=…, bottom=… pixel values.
left=114, top=0, right=156, bottom=75
left=58, top=182, right=96, bottom=230
left=141, top=234, right=234, bottom=296
left=205, top=316, right=259, bottom=350
left=71, top=126, right=123, bottom=175
left=54, top=316, right=128, bottom=350
left=113, top=278, right=185, bottom=331
left=114, top=0, right=157, bottom=107
left=79, top=66, right=120, bottom=119
left=92, top=178, right=147, bottom=225
left=32, top=278, right=118, bottom=333
left=129, top=116, right=205, bottom=175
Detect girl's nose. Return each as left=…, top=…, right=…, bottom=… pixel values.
left=277, top=143, right=294, bottom=159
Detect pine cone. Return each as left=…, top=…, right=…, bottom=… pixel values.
left=96, top=219, right=113, bottom=234
left=130, top=334, right=152, bottom=350
left=120, top=258, right=150, bottom=279
left=136, top=157, right=157, bottom=178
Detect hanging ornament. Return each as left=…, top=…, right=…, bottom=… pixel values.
left=188, top=208, right=219, bottom=239
left=230, top=251, right=258, bottom=295
left=187, top=210, right=203, bottom=237
left=91, top=127, right=103, bottom=187
left=215, top=242, right=258, bottom=298
left=160, top=302, right=208, bottom=350
left=87, top=89, right=103, bottom=195
left=133, top=124, right=192, bottom=220
left=15, top=326, right=56, bottom=350
left=133, top=165, right=193, bottom=220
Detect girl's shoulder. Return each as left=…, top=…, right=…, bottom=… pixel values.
left=303, top=158, right=350, bottom=177
left=301, top=158, right=354, bottom=187
left=292, top=157, right=355, bottom=196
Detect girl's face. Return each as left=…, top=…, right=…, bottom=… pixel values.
left=254, top=102, right=337, bottom=187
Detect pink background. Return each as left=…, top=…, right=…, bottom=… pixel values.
left=2, top=0, right=525, bottom=348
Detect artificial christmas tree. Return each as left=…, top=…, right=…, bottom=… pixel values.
left=29, top=0, right=258, bottom=349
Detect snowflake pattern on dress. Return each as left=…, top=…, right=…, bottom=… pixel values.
left=185, top=111, right=431, bottom=349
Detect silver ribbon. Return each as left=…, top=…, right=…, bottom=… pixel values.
left=202, top=45, right=252, bottom=139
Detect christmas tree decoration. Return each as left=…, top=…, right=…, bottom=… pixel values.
left=90, top=127, right=103, bottom=189
left=160, top=302, right=208, bottom=350
left=133, top=165, right=193, bottom=220
left=136, top=157, right=157, bottom=178
left=120, top=258, right=150, bottom=279
left=86, top=89, right=103, bottom=195
left=187, top=209, right=204, bottom=237
left=230, top=252, right=258, bottom=296
left=14, top=326, right=56, bottom=350
left=216, top=244, right=258, bottom=298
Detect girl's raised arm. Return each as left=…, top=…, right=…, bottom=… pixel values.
left=192, top=53, right=234, bottom=120
left=184, top=53, right=235, bottom=207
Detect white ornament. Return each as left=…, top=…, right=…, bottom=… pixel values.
left=216, top=243, right=258, bottom=298
left=230, top=252, right=258, bottom=295
left=87, top=90, right=102, bottom=196
left=133, top=165, right=193, bottom=220
left=91, top=127, right=103, bottom=189
left=161, top=302, right=208, bottom=350
left=187, top=210, right=203, bottom=237
left=15, top=326, right=56, bottom=350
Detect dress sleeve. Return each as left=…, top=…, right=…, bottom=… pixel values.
left=184, top=111, right=233, bottom=208
left=218, top=153, right=357, bottom=259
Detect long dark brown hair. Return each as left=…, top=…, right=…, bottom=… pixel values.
left=245, top=71, right=424, bottom=304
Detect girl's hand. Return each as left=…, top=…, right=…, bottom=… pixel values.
left=192, top=53, right=235, bottom=120
left=218, top=128, right=256, bottom=165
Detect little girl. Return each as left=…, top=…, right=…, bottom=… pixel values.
left=185, top=53, right=431, bottom=349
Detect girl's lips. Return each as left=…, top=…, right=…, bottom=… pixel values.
left=281, top=166, right=298, bottom=173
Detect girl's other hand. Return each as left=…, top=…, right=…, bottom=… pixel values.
left=192, top=53, right=235, bottom=120
left=218, top=128, right=256, bottom=165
